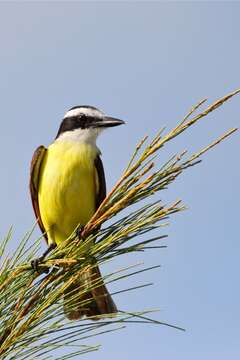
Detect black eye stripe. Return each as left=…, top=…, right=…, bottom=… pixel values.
left=55, top=115, right=101, bottom=138
left=78, top=114, right=92, bottom=128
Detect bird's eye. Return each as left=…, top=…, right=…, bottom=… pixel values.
left=78, top=114, right=86, bottom=122
left=78, top=114, right=88, bottom=128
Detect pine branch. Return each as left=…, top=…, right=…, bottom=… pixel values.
left=0, top=89, right=238, bottom=359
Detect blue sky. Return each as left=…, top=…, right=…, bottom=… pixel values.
left=0, top=1, right=239, bottom=359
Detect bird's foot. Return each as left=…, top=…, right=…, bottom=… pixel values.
left=31, top=243, right=57, bottom=274
left=76, top=225, right=85, bottom=240
left=31, top=256, right=49, bottom=274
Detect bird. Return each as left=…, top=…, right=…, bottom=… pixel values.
left=29, top=105, right=125, bottom=320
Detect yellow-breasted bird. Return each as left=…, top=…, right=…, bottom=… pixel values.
left=30, top=105, right=125, bottom=319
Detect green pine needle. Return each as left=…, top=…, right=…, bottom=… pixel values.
left=0, top=89, right=238, bottom=359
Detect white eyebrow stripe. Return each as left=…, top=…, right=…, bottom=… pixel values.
left=64, top=108, right=105, bottom=119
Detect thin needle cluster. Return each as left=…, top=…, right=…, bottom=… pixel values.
left=0, top=89, right=238, bottom=359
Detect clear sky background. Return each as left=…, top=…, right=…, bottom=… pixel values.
left=0, top=1, right=239, bottom=359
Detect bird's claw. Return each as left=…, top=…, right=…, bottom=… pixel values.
left=31, top=257, right=49, bottom=274
left=76, top=225, right=85, bottom=240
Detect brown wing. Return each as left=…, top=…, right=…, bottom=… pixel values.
left=94, top=155, right=106, bottom=210
left=29, top=146, right=48, bottom=242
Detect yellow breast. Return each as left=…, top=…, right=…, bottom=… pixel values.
left=38, top=140, right=98, bottom=245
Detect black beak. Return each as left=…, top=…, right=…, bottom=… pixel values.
left=93, top=117, right=125, bottom=128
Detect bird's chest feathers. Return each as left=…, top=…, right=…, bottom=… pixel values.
left=44, top=141, right=97, bottom=189
left=38, top=140, right=99, bottom=234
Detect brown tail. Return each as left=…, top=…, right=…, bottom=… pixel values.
left=64, top=263, right=117, bottom=320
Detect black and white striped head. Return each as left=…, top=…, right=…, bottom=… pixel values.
left=56, top=105, right=125, bottom=143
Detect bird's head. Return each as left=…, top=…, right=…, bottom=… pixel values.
left=56, top=105, right=125, bottom=143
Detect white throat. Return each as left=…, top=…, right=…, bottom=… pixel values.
left=56, top=128, right=102, bottom=147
